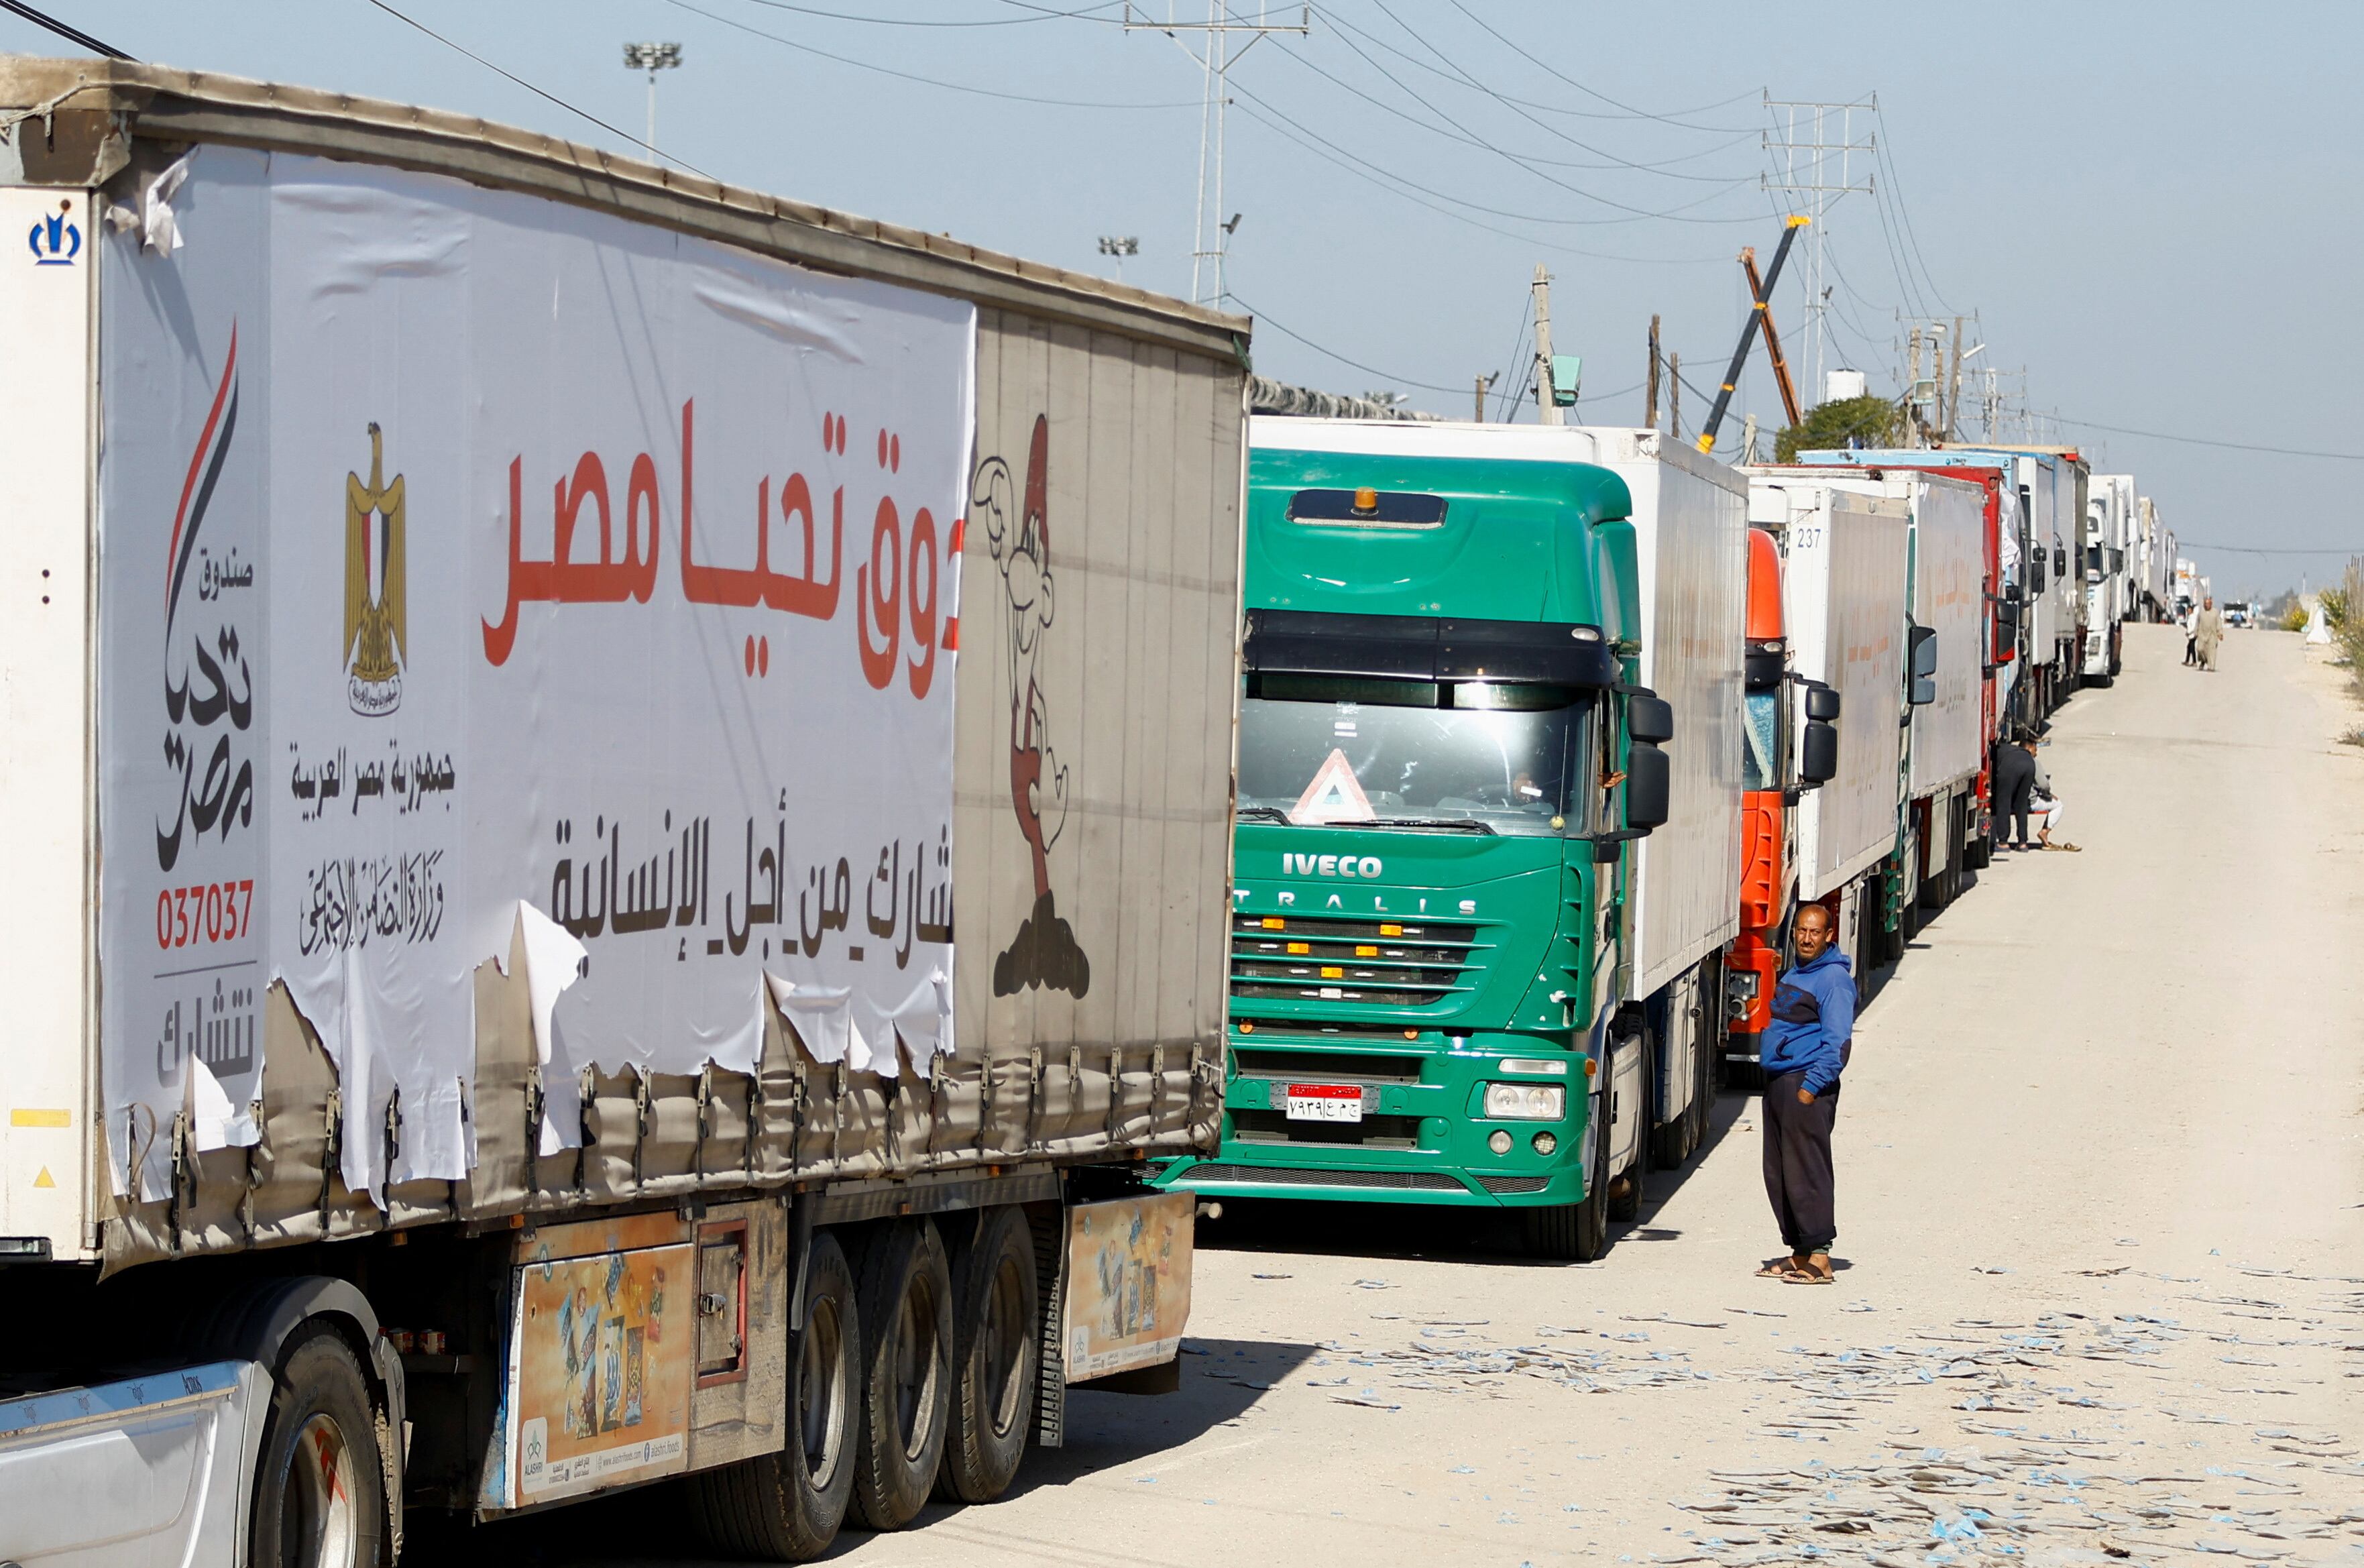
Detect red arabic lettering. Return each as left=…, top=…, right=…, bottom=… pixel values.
left=858, top=496, right=901, bottom=689
left=906, top=507, right=939, bottom=698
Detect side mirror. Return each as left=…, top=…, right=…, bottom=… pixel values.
left=1799, top=720, right=1840, bottom=785
left=2054, top=546, right=2068, bottom=576
left=1626, top=690, right=1675, bottom=746
left=1802, top=681, right=1841, bottom=722
left=1625, top=740, right=1671, bottom=830
left=1994, top=596, right=2021, bottom=635
left=1909, top=624, right=1937, bottom=679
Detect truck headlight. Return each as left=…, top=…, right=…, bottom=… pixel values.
left=1483, top=1082, right=1565, bottom=1120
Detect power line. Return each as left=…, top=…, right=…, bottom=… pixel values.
left=2049, top=416, right=2364, bottom=462
left=1310, top=2, right=1756, bottom=182
left=2175, top=542, right=2361, bottom=556
left=669, top=0, right=1200, bottom=108
left=361, top=0, right=716, bottom=175
left=1228, top=75, right=1759, bottom=227
left=1308, top=3, right=1754, bottom=133
left=1441, top=0, right=1762, bottom=130
left=1229, top=292, right=1473, bottom=396
left=0, top=0, right=132, bottom=58
left=734, top=0, right=1119, bottom=23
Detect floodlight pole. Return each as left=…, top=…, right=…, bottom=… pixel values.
left=623, top=42, right=683, bottom=164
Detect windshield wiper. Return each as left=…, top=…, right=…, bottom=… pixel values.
left=1236, top=805, right=1292, bottom=822
left=1341, top=816, right=1498, bottom=835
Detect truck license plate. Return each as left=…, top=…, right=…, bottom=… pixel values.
left=1283, top=1083, right=1363, bottom=1122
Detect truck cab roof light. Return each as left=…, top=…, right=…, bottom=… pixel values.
left=1286, top=488, right=1449, bottom=530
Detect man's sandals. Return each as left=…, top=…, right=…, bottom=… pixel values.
left=1756, top=1254, right=1834, bottom=1284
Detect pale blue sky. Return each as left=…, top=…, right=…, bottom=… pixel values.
left=6, top=1, right=2356, bottom=594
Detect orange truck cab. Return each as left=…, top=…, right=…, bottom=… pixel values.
left=1724, top=528, right=1796, bottom=1066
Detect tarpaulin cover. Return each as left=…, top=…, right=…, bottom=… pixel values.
left=98, top=148, right=972, bottom=1201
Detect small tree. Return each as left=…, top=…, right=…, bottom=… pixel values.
left=1775, top=394, right=1904, bottom=463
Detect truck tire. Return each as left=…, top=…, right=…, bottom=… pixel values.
left=249, top=1325, right=386, bottom=1568
left=687, top=1231, right=862, bottom=1561
left=850, top=1219, right=954, bottom=1531
left=1522, top=1090, right=1610, bottom=1262
left=934, top=1206, right=1038, bottom=1504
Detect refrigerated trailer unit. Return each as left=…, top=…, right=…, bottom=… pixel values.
left=1750, top=467, right=1988, bottom=919
left=0, top=56, right=1245, bottom=1563
left=1741, top=477, right=1908, bottom=972
left=2086, top=474, right=2138, bottom=679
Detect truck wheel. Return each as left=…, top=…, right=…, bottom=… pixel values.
left=249, top=1325, right=386, bottom=1568
left=934, top=1207, right=1039, bottom=1504
left=1522, top=1090, right=1610, bottom=1262
left=850, top=1219, right=954, bottom=1530
left=687, top=1231, right=862, bottom=1561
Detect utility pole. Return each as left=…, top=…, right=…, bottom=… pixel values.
left=1942, top=315, right=1964, bottom=441
left=1742, top=411, right=1760, bottom=465
left=1761, top=94, right=1876, bottom=398
left=1905, top=325, right=1925, bottom=445
left=1473, top=372, right=1495, bottom=424
left=1531, top=264, right=1564, bottom=427
left=1668, top=352, right=1681, bottom=441
left=622, top=42, right=682, bottom=164
left=1646, top=314, right=1662, bottom=431
left=1125, top=3, right=1308, bottom=308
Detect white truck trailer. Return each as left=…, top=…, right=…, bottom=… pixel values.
left=0, top=55, right=1245, bottom=1565
left=2085, top=474, right=2138, bottom=681
left=1742, top=475, right=1910, bottom=971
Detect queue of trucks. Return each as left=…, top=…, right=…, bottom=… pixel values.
left=0, top=53, right=2180, bottom=1568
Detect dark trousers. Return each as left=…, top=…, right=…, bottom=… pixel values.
left=2001, top=774, right=2034, bottom=845
left=1762, top=1069, right=1838, bottom=1253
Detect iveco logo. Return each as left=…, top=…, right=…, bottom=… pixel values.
left=1284, top=852, right=1382, bottom=879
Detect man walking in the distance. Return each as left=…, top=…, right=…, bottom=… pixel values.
left=1756, top=901, right=1854, bottom=1285
left=2193, top=595, right=2225, bottom=672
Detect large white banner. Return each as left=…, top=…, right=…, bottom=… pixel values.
left=100, top=150, right=972, bottom=1201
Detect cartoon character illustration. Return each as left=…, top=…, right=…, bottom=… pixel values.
left=972, top=414, right=1091, bottom=997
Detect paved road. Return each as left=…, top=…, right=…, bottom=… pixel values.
left=467, top=624, right=2364, bottom=1566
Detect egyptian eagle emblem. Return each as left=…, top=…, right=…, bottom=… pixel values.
left=344, top=422, right=406, bottom=716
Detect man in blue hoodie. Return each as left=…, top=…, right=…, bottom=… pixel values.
left=1754, top=901, right=1855, bottom=1285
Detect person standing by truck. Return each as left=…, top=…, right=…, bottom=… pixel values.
left=1992, top=731, right=2040, bottom=851
left=1755, top=901, right=1856, bottom=1285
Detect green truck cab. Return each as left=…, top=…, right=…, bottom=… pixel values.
left=1153, top=427, right=1718, bottom=1262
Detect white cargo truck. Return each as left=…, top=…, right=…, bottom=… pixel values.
left=2085, top=474, right=2138, bottom=680
left=1751, top=467, right=1983, bottom=923
left=1743, top=475, right=1909, bottom=970
left=0, top=55, right=1245, bottom=1565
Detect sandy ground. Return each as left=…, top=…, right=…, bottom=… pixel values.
left=475, top=623, right=2364, bottom=1567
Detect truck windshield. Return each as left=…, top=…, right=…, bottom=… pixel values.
left=1238, top=674, right=1592, bottom=836
left=1741, top=689, right=1780, bottom=792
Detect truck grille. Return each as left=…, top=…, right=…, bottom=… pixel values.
left=1172, top=1164, right=1465, bottom=1192
left=1228, top=1109, right=1424, bottom=1150
left=1229, top=913, right=1481, bottom=1008
left=1229, top=1046, right=1423, bottom=1084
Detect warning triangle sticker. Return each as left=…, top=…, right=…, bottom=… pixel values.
left=1289, top=747, right=1375, bottom=826
left=32, top=1167, right=54, bottom=1189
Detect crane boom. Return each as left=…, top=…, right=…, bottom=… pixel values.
left=1742, top=248, right=1804, bottom=428
left=1696, top=215, right=1808, bottom=455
